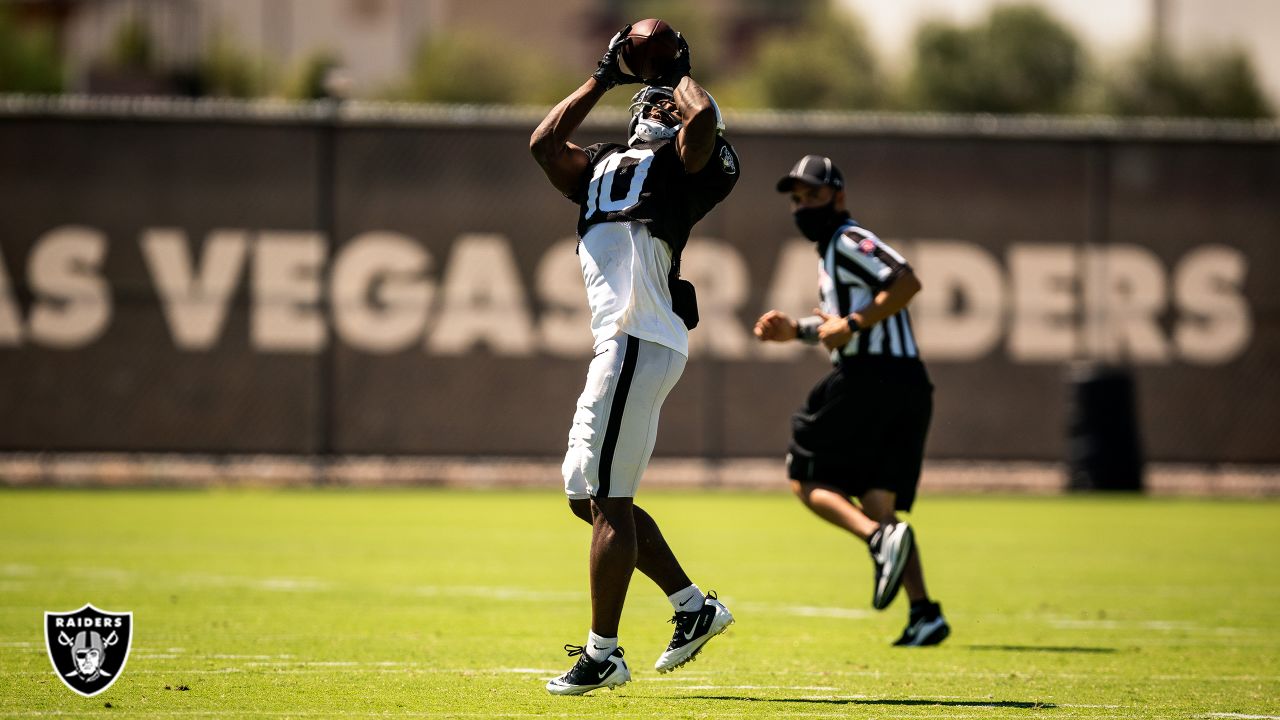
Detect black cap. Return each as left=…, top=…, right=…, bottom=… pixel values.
left=776, top=154, right=844, bottom=193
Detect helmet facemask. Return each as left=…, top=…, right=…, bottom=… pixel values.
left=627, top=86, right=682, bottom=148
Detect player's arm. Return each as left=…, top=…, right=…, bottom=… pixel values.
left=530, top=26, right=636, bottom=195
left=658, top=34, right=716, bottom=173
left=529, top=78, right=605, bottom=195
left=673, top=76, right=717, bottom=173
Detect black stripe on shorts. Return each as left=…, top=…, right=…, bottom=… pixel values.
left=597, top=335, right=639, bottom=497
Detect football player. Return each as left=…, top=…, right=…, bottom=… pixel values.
left=530, top=25, right=740, bottom=695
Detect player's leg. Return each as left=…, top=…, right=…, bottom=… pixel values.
left=569, top=498, right=692, bottom=595
left=545, top=495, right=636, bottom=696
left=596, top=338, right=732, bottom=673
left=575, top=495, right=729, bottom=673
left=551, top=335, right=637, bottom=695
left=553, top=336, right=728, bottom=689
left=587, top=495, right=637, bottom=638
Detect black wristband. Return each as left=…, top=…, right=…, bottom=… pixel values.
left=795, top=316, right=822, bottom=343
left=846, top=314, right=862, bottom=332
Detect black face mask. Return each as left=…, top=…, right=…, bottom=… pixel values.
left=792, top=201, right=850, bottom=244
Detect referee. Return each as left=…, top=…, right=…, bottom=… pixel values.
left=753, top=154, right=949, bottom=647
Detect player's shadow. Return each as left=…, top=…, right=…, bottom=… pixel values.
left=674, top=696, right=1055, bottom=709
left=968, top=644, right=1118, bottom=654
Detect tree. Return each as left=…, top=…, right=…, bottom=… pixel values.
left=1104, top=47, right=1272, bottom=119
left=110, top=16, right=154, bottom=72
left=284, top=52, right=342, bottom=100
left=733, top=5, right=882, bottom=110
left=908, top=4, right=1085, bottom=114
left=0, top=7, right=63, bottom=93
left=200, top=35, right=271, bottom=98
left=403, top=34, right=524, bottom=104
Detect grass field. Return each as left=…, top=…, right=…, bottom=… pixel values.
left=1, top=488, right=1277, bottom=719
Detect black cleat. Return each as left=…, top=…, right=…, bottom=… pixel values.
left=654, top=591, right=734, bottom=673
left=869, top=521, right=914, bottom=610
left=894, top=601, right=950, bottom=646
left=545, top=643, right=630, bottom=695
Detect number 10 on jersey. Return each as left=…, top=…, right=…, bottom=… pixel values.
left=586, top=148, right=655, bottom=218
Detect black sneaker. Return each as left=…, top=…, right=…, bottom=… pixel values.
left=653, top=590, right=734, bottom=673
left=894, top=602, right=950, bottom=646
left=869, top=521, right=914, bottom=610
left=545, top=644, right=630, bottom=695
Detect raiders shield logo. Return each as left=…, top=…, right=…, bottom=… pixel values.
left=719, top=145, right=737, bottom=175
left=44, top=604, right=133, bottom=697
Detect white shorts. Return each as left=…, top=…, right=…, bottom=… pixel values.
left=562, top=334, right=687, bottom=499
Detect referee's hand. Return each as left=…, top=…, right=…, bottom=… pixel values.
left=754, top=310, right=797, bottom=342
left=816, top=310, right=854, bottom=350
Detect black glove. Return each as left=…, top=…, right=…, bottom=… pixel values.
left=593, top=25, right=641, bottom=90
left=655, top=33, right=691, bottom=88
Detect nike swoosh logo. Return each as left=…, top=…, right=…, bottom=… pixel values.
left=682, top=616, right=707, bottom=641
left=596, top=665, right=614, bottom=680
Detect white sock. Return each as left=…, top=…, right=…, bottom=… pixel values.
left=585, top=631, right=617, bottom=662
left=668, top=583, right=704, bottom=613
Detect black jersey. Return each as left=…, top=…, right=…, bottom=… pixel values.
left=570, top=136, right=740, bottom=255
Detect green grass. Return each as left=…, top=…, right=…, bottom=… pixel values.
left=1, top=488, right=1278, bottom=718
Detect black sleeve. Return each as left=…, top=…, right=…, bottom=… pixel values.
left=682, top=137, right=740, bottom=221
left=567, top=143, right=608, bottom=204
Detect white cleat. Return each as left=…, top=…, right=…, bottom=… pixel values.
left=654, top=591, right=734, bottom=673
left=545, top=644, right=630, bottom=696
left=870, top=521, right=914, bottom=610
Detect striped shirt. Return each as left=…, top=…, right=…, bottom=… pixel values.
left=818, top=220, right=920, bottom=362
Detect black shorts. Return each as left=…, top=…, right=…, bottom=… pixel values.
left=786, top=358, right=933, bottom=511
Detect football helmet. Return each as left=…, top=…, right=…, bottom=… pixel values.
left=626, top=86, right=726, bottom=148
left=627, top=86, right=681, bottom=147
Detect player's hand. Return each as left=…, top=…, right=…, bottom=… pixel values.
left=754, top=310, right=797, bottom=342
left=593, top=26, right=641, bottom=90
left=816, top=310, right=855, bottom=350
left=655, top=33, right=691, bottom=87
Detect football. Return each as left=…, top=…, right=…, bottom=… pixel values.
left=620, top=18, right=680, bottom=82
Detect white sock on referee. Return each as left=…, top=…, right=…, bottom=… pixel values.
left=585, top=631, right=617, bottom=662
left=667, top=583, right=704, bottom=613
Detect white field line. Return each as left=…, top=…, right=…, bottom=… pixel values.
left=1048, top=618, right=1249, bottom=635
left=413, top=585, right=581, bottom=602
left=23, top=567, right=1270, bottom=635
left=61, top=566, right=334, bottom=593
left=1204, top=715, right=1280, bottom=719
